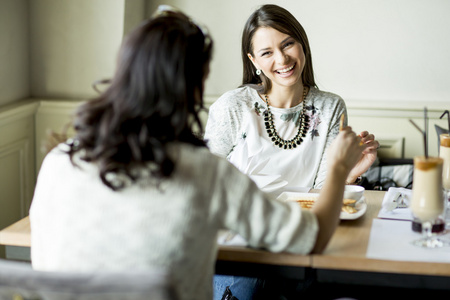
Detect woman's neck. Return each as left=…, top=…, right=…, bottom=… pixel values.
left=266, top=84, right=306, bottom=108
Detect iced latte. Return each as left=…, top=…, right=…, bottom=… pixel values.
left=411, top=156, right=444, bottom=222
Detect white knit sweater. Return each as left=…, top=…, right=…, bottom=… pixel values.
left=30, top=143, right=318, bottom=300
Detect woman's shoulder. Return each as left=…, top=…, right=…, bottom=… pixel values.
left=42, top=144, right=71, bottom=164
left=310, top=87, right=343, bottom=102
left=309, top=87, right=346, bottom=108
left=210, top=85, right=260, bottom=110
left=37, top=144, right=80, bottom=182
left=173, top=143, right=239, bottom=175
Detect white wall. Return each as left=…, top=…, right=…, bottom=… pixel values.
left=146, top=0, right=450, bottom=158
left=29, top=0, right=125, bottom=99
left=0, top=0, right=30, bottom=106
left=148, top=0, right=450, bottom=107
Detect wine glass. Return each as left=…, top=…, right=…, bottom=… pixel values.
left=410, top=156, right=448, bottom=248
left=439, top=133, right=450, bottom=229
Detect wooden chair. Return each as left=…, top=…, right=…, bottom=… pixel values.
left=0, top=259, right=179, bottom=300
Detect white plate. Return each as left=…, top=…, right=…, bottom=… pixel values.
left=340, top=197, right=367, bottom=220
left=276, top=192, right=367, bottom=220
left=276, top=192, right=318, bottom=202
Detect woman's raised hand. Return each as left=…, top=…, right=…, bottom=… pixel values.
left=327, top=126, right=368, bottom=177
left=346, top=131, right=379, bottom=183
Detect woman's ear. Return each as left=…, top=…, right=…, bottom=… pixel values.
left=247, top=53, right=258, bottom=69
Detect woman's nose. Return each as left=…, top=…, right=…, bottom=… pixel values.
left=274, top=49, right=288, bottom=64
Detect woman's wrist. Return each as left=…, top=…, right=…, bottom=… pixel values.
left=328, top=163, right=350, bottom=184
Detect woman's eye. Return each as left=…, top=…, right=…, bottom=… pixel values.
left=261, top=51, right=270, bottom=57
left=283, top=41, right=294, bottom=48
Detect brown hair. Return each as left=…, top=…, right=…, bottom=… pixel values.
left=241, top=4, right=316, bottom=93
left=69, top=10, right=213, bottom=190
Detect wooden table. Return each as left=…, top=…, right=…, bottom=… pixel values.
left=2, top=191, right=450, bottom=289
left=311, top=190, right=450, bottom=289
left=216, top=190, right=450, bottom=289
left=313, top=191, right=450, bottom=277
left=0, top=215, right=31, bottom=261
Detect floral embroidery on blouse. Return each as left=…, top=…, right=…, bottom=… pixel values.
left=254, top=102, right=264, bottom=116
left=305, top=104, right=317, bottom=115
left=227, top=132, right=247, bottom=157
left=309, top=112, right=321, bottom=140
left=305, top=104, right=320, bottom=141
left=280, top=111, right=303, bottom=127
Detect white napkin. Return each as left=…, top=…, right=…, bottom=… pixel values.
left=378, top=187, right=414, bottom=221
left=367, top=218, right=450, bottom=263
left=217, top=230, right=248, bottom=246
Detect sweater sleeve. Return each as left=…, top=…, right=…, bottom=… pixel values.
left=212, top=157, right=319, bottom=255
left=313, top=98, right=347, bottom=189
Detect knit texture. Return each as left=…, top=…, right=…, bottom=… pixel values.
left=30, top=143, right=318, bottom=300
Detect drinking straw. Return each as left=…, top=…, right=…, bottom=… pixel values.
left=409, top=107, right=428, bottom=158
left=440, top=110, right=450, bottom=133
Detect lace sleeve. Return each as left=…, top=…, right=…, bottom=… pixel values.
left=313, top=98, right=347, bottom=188
left=204, top=89, right=248, bottom=157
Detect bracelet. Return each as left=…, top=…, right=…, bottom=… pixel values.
left=346, top=176, right=362, bottom=185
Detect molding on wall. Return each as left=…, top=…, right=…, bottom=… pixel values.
left=36, top=99, right=84, bottom=115
left=0, top=139, right=31, bottom=217
left=345, top=100, right=447, bottom=119
left=0, top=100, right=39, bottom=127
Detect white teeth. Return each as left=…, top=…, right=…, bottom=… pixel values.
left=277, top=65, right=294, bottom=73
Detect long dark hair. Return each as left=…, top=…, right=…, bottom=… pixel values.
left=241, top=4, right=316, bottom=93
left=69, top=10, right=213, bottom=190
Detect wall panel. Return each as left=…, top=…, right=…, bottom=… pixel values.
left=0, top=101, right=37, bottom=259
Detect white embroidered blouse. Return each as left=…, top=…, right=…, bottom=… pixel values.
left=204, top=86, right=347, bottom=195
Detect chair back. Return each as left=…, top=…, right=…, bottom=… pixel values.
left=0, top=259, right=178, bottom=300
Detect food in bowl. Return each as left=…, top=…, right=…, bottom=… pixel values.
left=343, top=199, right=357, bottom=206
left=341, top=205, right=358, bottom=214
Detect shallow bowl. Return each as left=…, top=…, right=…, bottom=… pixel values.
left=344, top=185, right=365, bottom=201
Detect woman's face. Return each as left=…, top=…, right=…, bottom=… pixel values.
left=248, top=27, right=305, bottom=90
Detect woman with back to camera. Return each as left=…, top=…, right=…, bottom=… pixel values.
left=30, top=5, right=367, bottom=300
left=206, top=4, right=379, bottom=299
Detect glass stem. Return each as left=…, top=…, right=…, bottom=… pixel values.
left=423, top=221, right=432, bottom=239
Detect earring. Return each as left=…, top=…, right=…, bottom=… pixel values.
left=256, top=69, right=261, bottom=75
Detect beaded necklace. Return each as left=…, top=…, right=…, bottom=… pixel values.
left=263, top=86, right=309, bottom=149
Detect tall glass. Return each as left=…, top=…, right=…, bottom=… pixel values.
left=439, top=133, right=450, bottom=228
left=411, top=156, right=447, bottom=248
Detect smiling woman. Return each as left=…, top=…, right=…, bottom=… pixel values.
left=204, top=4, right=379, bottom=299
left=205, top=4, right=379, bottom=193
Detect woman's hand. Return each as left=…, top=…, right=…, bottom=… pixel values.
left=346, top=131, right=379, bottom=184
left=327, top=126, right=368, bottom=175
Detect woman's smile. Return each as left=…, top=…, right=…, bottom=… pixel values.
left=275, top=63, right=296, bottom=77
